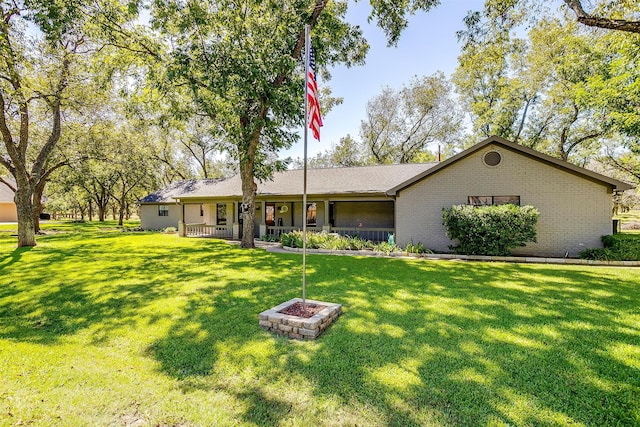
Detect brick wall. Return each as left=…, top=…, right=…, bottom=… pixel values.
left=396, top=144, right=613, bottom=257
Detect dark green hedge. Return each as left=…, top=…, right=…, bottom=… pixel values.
left=579, top=234, right=640, bottom=261
left=442, top=204, right=540, bottom=256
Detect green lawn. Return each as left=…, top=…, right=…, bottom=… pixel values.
left=1, top=222, right=638, bottom=426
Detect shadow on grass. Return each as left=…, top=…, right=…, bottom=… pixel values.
left=147, top=254, right=639, bottom=426
left=1, top=232, right=638, bottom=426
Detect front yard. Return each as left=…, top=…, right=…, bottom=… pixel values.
left=0, top=223, right=638, bottom=426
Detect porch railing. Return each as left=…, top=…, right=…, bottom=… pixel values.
left=265, top=226, right=299, bottom=237
left=186, top=223, right=233, bottom=238
left=331, top=227, right=394, bottom=243
left=265, top=226, right=394, bottom=243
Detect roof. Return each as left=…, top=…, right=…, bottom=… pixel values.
left=138, top=179, right=224, bottom=203
left=387, top=136, right=634, bottom=195
left=0, top=177, right=15, bottom=203
left=173, top=163, right=437, bottom=200
left=144, top=136, right=633, bottom=202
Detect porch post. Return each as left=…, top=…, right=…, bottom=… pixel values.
left=322, top=199, right=331, bottom=232
left=259, top=200, right=267, bottom=237
left=232, top=202, right=240, bottom=240
left=178, top=201, right=186, bottom=237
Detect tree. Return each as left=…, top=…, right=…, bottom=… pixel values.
left=0, top=2, right=82, bottom=246
left=360, top=73, right=461, bottom=164
left=454, top=12, right=622, bottom=163
left=148, top=0, right=440, bottom=248
left=0, top=0, right=144, bottom=246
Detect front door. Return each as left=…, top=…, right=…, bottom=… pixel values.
left=265, top=203, right=276, bottom=227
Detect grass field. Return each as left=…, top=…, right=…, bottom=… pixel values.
left=0, top=222, right=638, bottom=426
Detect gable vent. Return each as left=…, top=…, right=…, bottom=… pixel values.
left=483, top=151, right=502, bottom=167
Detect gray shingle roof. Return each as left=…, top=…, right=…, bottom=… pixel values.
left=173, top=163, right=437, bottom=199
left=138, top=178, right=224, bottom=203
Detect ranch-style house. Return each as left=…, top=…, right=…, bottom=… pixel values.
left=139, top=136, right=632, bottom=257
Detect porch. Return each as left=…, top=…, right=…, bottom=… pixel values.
left=180, top=199, right=396, bottom=243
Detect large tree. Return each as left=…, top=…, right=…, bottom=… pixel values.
left=0, top=2, right=83, bottom=246
left=453, top=10, right=629, bottom=163
left=148, top=0, right=439, bottom=248
left=0, top=0, right=145, bottom=246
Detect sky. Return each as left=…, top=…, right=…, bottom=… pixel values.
left=282, top=0, right=486, bottom=160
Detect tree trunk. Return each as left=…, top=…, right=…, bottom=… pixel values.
left=98, top=205, right=106, bottom=222
left=118, top=199, right=125, bottom=226
left=88, top=200, right=93, bottom=221
left=239, top=158, right=257, bottom=249
left=31, top=179, right=47, bottom=234
left=14, top=185, right=36, bottom=247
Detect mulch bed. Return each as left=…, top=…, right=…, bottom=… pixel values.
left=279, top=302, right=326, bottom=318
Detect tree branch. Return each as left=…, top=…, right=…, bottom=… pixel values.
left=563, top=0, right=640, bottom=34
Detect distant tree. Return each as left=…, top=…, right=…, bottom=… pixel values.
left=292, top=135, right=367, bottom=169
left=360, top=73, right=461, bottom=164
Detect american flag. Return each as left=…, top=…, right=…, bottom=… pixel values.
left=307, top=43, right=322, bottom=141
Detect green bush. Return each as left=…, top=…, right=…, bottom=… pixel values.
left=442, top=204, right=540, bottom=256
left=579, top=234, right=640, bottom=261
left=280, top=231, right=374, bottom=250
left=372, top=242, right=401, bottom=255
left=404, top=241, right=432, bottom=254
left=259, top=234, right=281, bottom=242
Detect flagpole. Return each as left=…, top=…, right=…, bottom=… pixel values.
left=302, top=24, right=310, bottom=309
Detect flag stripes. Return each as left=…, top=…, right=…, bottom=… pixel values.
left=307, top=43, right=322, bottom=141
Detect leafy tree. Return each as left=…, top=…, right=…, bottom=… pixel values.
left=0, top=2, right=83, bottom=246
left=454, top=12, right=624, bottom=163
left=0, top=0, right=144, bottom=246
left=147, top=0, right=439, bottom=248
left=360, top=72, right=461, bottom=164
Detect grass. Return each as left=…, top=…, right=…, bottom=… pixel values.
left=1, top=221, right=639, bottom=426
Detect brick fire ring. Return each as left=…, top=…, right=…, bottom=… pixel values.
left=259, top=298, right=342, bottom=340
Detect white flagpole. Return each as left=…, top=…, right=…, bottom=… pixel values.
left=302, top=24, right=310, bottom=309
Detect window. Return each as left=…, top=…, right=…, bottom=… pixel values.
left=265, top=203, right=275, bottom=226
left=306, top=203, right=317, bottom=226
left=216, top=203, right=227, bottom=225
left=483, top=151, right=502, bottom=167
left=158, top=205, right=169, bottom=216
left=468, top=196, right=520, bottom=206
left=494, top=196, right=520, bottom=206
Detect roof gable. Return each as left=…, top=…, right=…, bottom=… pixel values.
left=386, top=136, right=634, bottom=195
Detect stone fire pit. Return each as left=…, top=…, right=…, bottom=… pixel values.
left=259, top=298, right=342, bottom=340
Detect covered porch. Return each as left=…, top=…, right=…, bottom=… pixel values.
left=179, top=198, right=395, bottom=243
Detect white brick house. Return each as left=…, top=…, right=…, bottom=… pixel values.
left=139, top=136, right=632, bottom=257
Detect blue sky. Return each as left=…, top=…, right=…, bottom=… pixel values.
left=282, top=0, right=486, bottom=160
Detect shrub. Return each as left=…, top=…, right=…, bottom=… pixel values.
left=163, top=226, right=177, bottom=233
left=259, top=234, right=281, bottom=242
left=280, top=231, right=375, bottom=250
left=404, top=241, right=432, bottom=254
left=579, top=234, right=640, bottom=261
left=442, top=204, right=540, bottom=256
left=372, top=241, right=401, bottom=255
